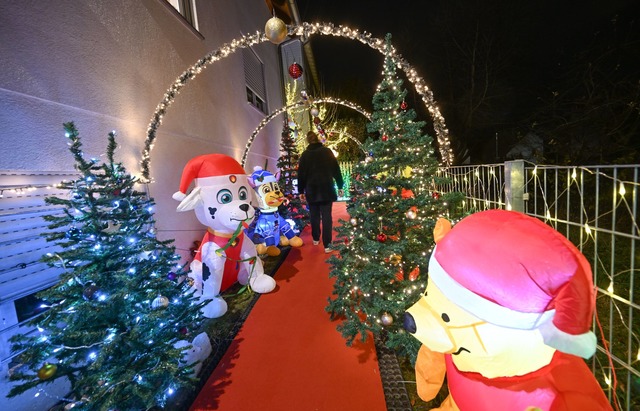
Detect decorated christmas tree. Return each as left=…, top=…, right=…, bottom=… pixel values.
left=276, top=121, right=309, bottom=231
left=8, top=123, right=206, bottom=410
left=327, top=35, right=460, bottom=360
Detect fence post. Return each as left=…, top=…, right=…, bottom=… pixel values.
left=504, top=160, right=525, bottom=212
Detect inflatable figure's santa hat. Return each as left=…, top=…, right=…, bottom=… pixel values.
left=173, top=154, right=246, bottom=201
left=430, top=209, right=597, bottom=359
left=248, top=166, right=277, bottom=188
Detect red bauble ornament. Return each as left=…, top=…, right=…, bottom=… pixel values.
left=400, top=101, right=408, bottom=110
left=432, top=191, right=441, bottom=199
left=395, top=268, right=404, bottom=282
left=409, top=266, right=420, bottom=281
left=313, top=117, right=321, bottom=124
left=288, top=63, right=303, bottom=79
left=376, top=233, right=387, bottom=243
left=381, top=135, right=388, bottom=141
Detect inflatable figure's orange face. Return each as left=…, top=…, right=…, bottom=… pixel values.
left=406, top=280, right=485, bottom=356
left=405, top=280, right=553, bottom=378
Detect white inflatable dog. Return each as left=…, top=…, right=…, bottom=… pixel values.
left=174, top=332, right=212, bottom=377
left=173, top=154, right=276, bottom=318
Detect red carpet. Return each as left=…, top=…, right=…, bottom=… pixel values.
left=190, top=202, right=387, bottom=411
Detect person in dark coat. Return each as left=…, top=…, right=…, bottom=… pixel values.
left=297, top=131, right=344, bottom=253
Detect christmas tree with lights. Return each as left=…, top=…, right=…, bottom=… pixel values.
left=327, top=35, right=460, bottom=360
left=276, top=122, right=309, bottom=231
left=7, top=123, right=206, bottom=410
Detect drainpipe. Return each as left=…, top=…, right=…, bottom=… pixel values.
left=287, top=0, right=302, bottom=26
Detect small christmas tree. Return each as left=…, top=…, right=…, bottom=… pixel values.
left=276, top=122, right=309, bottom=231
left=8, top=123, right=206, bottom=410
left=327, top=35, right=460, bottom=360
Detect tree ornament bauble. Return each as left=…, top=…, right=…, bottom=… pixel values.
left=377, top=233, right=387, bottom=243
left=381, top=135, right=388, bottom=141
left=350, top=218, right=358, bottom=226
left=365, top=155, right=374, bottom=163
left=390, top=254, right=402, bottom=265
left=288, top=62, right=303, bottom=79
left=405, top=209, right=417, bottom=219
left=167, top=272, right=177, bottom=281
left=313, top=116, right=321, bottom=125
left=408, top=266, right=420, bottom=281
left=395, top=268, right=404, bottom=281
left=300, top=90, right=309, bottom=100
left=381, top=312, right=393, bottom=326
left=66, top=227, right=81, bottom=240
left=400, top=101, right=408, bottom=110
left=179, top=326, right=189, bottom=335
left=37, top=363, right=58, bottom=380
left=310, top=107, right=319, bottom=117
left=432, top=191, right=441, bottom=199
left=264, top=16, right=287, bottom=44
left=82, top=283, right=99, bottom=300
left=151, top=295, right=169, bottom=309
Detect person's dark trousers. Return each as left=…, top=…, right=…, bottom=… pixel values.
left=309, top=201, right=333, bottom=247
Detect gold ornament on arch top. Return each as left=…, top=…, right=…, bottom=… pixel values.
left=264, top=16, right=288, bottom=44
left=140, top=22, right=453, bottom=182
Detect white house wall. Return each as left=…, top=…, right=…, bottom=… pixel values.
left=0, top=0, right=285, bottom=261
left=0, top=1, right=285, bottom=407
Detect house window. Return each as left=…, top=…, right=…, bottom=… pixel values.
left=243, top=48, right=268, bottom=114
left=166, top=0, right=198, bottom=30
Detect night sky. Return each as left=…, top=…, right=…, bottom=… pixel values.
left=294, top=0, right=640, bottom=161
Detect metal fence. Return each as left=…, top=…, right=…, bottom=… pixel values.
left=437, top=160, right=640, bottom=410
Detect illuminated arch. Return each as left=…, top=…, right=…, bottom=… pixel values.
left=324, top=129, right=365, bottom=153
left=141, top=22, right=452, bottom=181
left=240, top=96, right=370, bottom=166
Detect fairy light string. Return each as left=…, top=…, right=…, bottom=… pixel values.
left=141, top=22, right=452, bottom=181
left=437, top=161, right=640, bottom=408
left=240, top=96, right=370, bottom=167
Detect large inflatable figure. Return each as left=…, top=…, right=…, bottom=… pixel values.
left=404, top=209, right=612, bottom=410
left=245, top=166, right=303, bottom=256
left=173, top=154, right=276, bottom=318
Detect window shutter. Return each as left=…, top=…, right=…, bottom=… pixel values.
left=0, top=171, right=77, bottom=303
left=243, top=47, right=266, bottom=103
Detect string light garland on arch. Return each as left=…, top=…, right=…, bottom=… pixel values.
left=323, top=129, right=365, bottom=153
left=240, top=96, right=370, bottom=167
left=141, top=22, right=452, bottom=181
